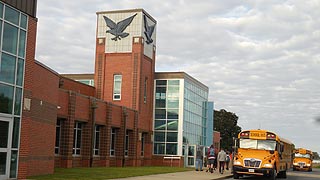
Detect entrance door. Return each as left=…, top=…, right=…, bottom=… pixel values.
left=0, top=118, right=12, bottom=180
left=186, top=145, right=196, bottom=167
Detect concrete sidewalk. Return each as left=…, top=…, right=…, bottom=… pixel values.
left=111, top=169, right=233, bottom=180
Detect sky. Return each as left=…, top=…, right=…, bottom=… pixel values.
left=35, top=0, right=320, bottom=154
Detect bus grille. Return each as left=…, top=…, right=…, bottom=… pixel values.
left=298, top=162, right=305, bottom=166
left=244, top=159, right=261, bottom=168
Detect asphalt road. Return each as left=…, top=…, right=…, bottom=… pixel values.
left=225, top=168, right=320, bottom=180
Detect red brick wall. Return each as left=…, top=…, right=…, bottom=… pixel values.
left=19, top=15, right=37, bottom=180
left=103, top=53, right=133, bottom=107
left=19, top=16, right=58, bottom=179
left=19, top=14, right=156, bottom=179
left=19, top=63, right=59, bottom=178
left=94, top=38, right=106, bottom=99
left=95, top=100, right=107, bottom=125
left=213, top=131, right=221, bottom=152
left=60, top=76, right=95, bottom=97
left=75, top=95, right=90, bottom=121
left=110, top=104, right=122, bottom=126
left=57, top=90, right=69, bottom=117
left=55, top=89, right=150, bottom=169
left=93, top=37, right=155, bottom=165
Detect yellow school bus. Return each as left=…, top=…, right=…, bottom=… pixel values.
left=293, top=148, right=313, bottom=171
left=232, top=129, right=294, bottom=179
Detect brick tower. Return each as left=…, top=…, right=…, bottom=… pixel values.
left=94, top=9, right=156, bottom=110
left=94, top=9, right=156, bottom=161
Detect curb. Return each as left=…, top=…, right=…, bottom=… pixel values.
left=212, top=175, right=233, bottom=180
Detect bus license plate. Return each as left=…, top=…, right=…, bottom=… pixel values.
left=249, top=169, right=255, bottom=173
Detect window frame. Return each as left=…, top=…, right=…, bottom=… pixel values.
left=73, top=122, right=82, bottom=156
left=55, top=119, right=61, bottom=155
left=144, top=77, right=147, bottom=103
left=94, top=125, right=100, bottom=156
left=110, top=128, right=116, bottom=156
left=125, top=130, right=129, bottom=157
left=141, top=133, right=145, bottom=156
left=113, top=74, right=122, bottom=100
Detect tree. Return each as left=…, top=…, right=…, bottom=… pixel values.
left=214, top=109, right=242, bottom=151
left=313, top=152, right=320, bottom=160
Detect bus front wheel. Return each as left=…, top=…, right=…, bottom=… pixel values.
left=233, top=172, right=239, bottom=179
left=270, top=168, right=277, bottom=180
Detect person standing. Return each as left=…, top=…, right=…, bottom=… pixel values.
left=217, top=148, right=227, bottom=174
left=225, top=151, right=231, bottom=170
left=195, top=147, right=203, bottom=171
left=207, top=144, right=216, bottom=173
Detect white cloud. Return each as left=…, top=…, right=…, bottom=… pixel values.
left=36, top=0, right=320, bottom=153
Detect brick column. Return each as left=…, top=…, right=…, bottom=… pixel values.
left=60, top=91, right=76, bottom=168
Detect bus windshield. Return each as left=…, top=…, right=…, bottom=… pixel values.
left=295, top=153, right=311, bottom=159
left=240, top=139, right=276, bottom=150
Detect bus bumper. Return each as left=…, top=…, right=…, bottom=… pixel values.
left=233, top=166, right=273, bottom=176
left=293, top=165, right=311, bottom=171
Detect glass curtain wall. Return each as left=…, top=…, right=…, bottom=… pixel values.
left=154, top=80, right=179, bottom=155
left=183, top=80, right=208, bottom=146
left=0, top=2, right=27, bottom=179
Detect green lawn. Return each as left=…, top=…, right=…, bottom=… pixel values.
left=28, top=166, right=192, bottom=180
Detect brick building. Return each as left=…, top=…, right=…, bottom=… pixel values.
left=0, top=2, right=214, bottom=179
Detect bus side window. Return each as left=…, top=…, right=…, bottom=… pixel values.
left=233, top=138, right=239, bottom=153
left=280, top=144, right=284, bottom=152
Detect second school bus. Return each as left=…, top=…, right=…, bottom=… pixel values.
left=232, top=129, right=294, bottom=179
left=293, top=148, right=313, bottom=171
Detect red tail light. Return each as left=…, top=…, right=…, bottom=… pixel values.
left=267, top=133, right=276, bottom=139
left=240, top=131, right=250, bottom=138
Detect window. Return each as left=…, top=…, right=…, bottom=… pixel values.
left=73, top=122, right=82, bottom=155
left=55, top=119, right=61, bottom=155
left=0, top=121, right=9, bottom=148
left=113, top=75, right=122, bottom=100
left=141, top=133, right=145, bottom=156
left=77, top=79, right=94, bottom=86
left=18, top=30, right=26, bottom=57
left=0, top=83, right=14, bottom=114
left=14, top=88, right=22, bottom=115
left=0, top=4, right=28, bottom=178
left=239, top=139, right=276, bottom=150
left=154, top=79, right=180, bottom=155
left=154, top=143, right=165, bottom=154
left=0, top=53, right=16, bottom=84
left=16, top=59, right=24, bottom=86
left=125, top=130, right=129, bottom=156
left=4, top=5, right=19, bottom=25
left=2, top=22, right=18, bottom=54
left=94, top=125, right=100, bottom=156
left=9, top=150, right=18, bottom=178
left=144, top=77, right=147, bottom=103
left=11, top=118, right=20, bottom=148
left=110, top=128, right=116, bottom=156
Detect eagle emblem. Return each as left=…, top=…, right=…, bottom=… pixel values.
left=143, top=15, right=155, bottom=44
left=103, top=13, right=137, bottom=41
